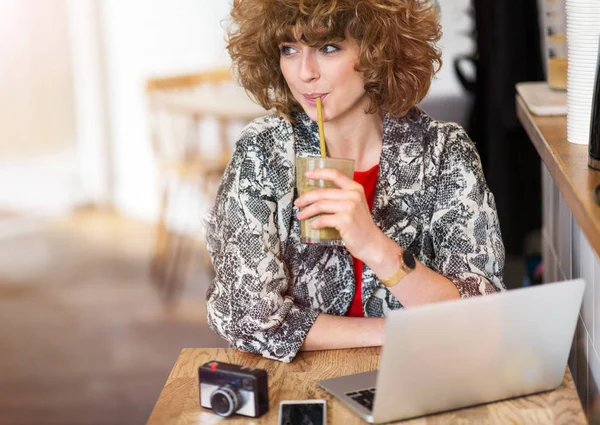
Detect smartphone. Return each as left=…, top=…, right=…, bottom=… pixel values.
left=278, top=399, right=327, bottom=425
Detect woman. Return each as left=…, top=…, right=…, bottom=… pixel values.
left=205, top=0, right=505, bottom=363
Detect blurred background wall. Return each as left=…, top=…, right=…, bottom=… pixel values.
left=0, top=0, right=77, bottom=215
left=0, top=0, right=75, bottom=156
left=97, top=0, right=232, bottom=220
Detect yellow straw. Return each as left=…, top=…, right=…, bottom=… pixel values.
left=316, top=97, right=327, bottom=158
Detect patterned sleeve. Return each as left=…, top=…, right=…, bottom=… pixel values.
left=430, top=124, right=506, bottom=297
left=204, top=125, right=320, bottom=363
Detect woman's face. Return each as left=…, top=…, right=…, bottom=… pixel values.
left=279, top=36, right=369, bottom=124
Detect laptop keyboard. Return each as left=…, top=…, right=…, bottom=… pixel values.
left=346, top=388, right=376, bottom=411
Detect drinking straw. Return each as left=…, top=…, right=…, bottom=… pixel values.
left=316, top=97, right=327, bottom=157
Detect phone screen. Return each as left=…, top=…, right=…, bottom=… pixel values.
left=279, top=401, right=326, bottom=425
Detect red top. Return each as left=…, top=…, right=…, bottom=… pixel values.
left=346, top=164, right=379, bottom=317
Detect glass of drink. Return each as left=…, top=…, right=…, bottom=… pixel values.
left=295, top=156, right=355, bottom=245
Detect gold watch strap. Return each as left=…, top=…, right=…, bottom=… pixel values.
left=381, top=250, right=410, bottom=288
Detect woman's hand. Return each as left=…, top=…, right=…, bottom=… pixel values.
left=294, top=167, right=384, bottom=262
left=294, top=168, right=461, bottom=306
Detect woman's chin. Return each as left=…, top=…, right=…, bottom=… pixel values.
left=299, top=108, right=318, bottom=122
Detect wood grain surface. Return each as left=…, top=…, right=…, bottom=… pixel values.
left=146, top=348, right=587, bottom=425
left=516, top=95, right=600, bottom=259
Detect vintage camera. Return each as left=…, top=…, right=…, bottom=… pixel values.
left=199, top=361, right=269, bottom=418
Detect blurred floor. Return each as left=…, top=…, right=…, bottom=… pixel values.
left=0, top=208, right=225, bottom=425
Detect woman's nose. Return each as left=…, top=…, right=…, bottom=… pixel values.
left=298, top=51, right=319, bottom=82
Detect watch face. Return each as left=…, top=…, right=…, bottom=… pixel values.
left=402, top=250, right=416, bottom=270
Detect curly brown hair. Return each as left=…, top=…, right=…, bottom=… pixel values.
left=227, top=0, right=442, bottom=120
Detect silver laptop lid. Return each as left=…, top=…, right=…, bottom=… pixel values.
left=372, top=279, right=585, bottom=424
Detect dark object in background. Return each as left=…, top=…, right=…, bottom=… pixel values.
left=524, top=254, right=543, bottom=286
left=457, top=0, right=546, bottom=256
left=589, top=39, right=600, bottom=171
left=199, top=361, right=269, bottom=418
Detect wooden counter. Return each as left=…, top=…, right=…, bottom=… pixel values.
left=146, top=348, right=587, bottom=425
left=516, top=95, right=600, bottom=259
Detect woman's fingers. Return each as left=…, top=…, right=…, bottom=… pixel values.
left=308, top=212, right=352, bottom=231
left=295, top=168, right=364, bottom=208
left=296, top=200, right=353, bottom=220
left=293, top=167, right=378, bottom=257
left=295, top=187, right=362, bottom=208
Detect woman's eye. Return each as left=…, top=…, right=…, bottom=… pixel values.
left=320, top=44, right=340, bottom=54
left=280, top=45, right=296, bottom=55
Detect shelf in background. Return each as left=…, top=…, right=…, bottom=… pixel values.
left=516, top=94, right=600, bottom=259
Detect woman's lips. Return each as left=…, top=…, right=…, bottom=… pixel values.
left=303, top=93, right=328, bottom=106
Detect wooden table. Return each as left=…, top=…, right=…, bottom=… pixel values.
left=146, top=348, right=587, bottom=425
left=516, top=95, right=600, bottom=259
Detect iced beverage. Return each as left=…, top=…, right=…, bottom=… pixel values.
left=295, top=156, right=355, bottom=245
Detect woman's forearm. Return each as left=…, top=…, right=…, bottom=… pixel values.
left=388, top=259, right=460, bottom=306
left=365, top=231, right=460, bottom=307
left=300, top=313, right=385, bottom=351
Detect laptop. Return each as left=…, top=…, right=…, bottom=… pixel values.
left=319, top=279, right=585, bottom=424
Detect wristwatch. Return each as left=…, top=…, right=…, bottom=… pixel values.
left=380, top=249, right=417, bottom=288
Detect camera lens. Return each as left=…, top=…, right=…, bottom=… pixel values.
left=210, top=385, right=240, bottom=417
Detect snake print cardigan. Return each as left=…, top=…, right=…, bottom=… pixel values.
left=205, top=107, right=505, bottom=363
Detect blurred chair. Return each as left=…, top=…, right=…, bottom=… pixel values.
left=146, top=68, right=265, bottom=303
